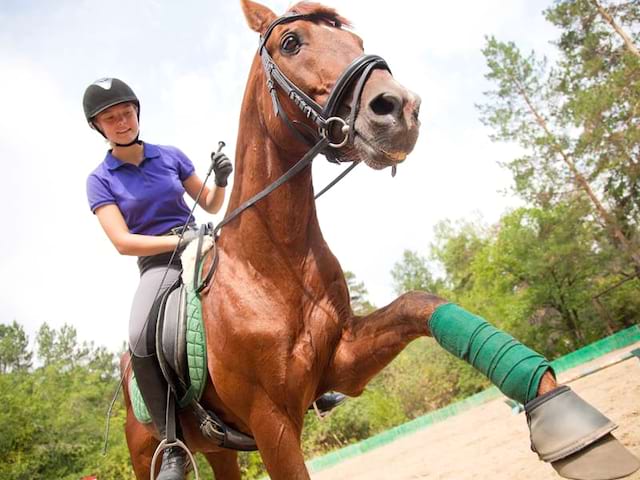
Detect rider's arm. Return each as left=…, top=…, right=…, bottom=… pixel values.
left=95, top=204, right=181, bottom=256
left=182, top=174, right=225, bottom=214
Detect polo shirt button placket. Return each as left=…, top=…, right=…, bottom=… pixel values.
left=138, top=160, right=150, bottom=186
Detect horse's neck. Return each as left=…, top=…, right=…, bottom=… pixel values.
left=222, top=86, right=322, bottom=257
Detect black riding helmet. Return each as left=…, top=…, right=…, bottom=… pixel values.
left=83, top=77, right=141, bottom=146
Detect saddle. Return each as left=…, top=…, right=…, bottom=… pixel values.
left=131, top=227, right=258, bottom=451
left=155, top=277, right=206, bottom=408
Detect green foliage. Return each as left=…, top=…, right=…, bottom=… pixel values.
left=476, top=203, right=614, bottom=351
left=430, top=218, right=490, bottom=296
left=0, top=322, right=130, bottom=479
left=300, top=337, right=490, bottom=463
left=478, top=37, right=574, bottom=206
left=238, top=451, right=266, bottom=479
left=36, top=323, right=91, bottom=369
left=0, top=320, right=32, bottom=373
left=478, top=1, right=640, bottom=270
left=546, top=0, right=640, bottom=239
left=369, top=340, right=489, bottom=416
left=391, top=250, right=440, bottom=295
left=303, top=387, right=407, bottom=457
left=419, top=201, right=638, bottom=359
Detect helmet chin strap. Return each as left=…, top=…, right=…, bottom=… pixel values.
left=114, top=133, right=141, bottom=148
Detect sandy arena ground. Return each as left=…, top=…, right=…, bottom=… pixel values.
left=311, top=341, right=640, bottom=480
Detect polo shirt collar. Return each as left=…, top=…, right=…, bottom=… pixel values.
left=104, top=142, right=161, bottom=170
left=143, top=143, right=161, bottom=160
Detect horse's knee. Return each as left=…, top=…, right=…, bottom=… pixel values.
left=396, top=290, right=447, bottom=328
left=402, top=290, right=446, bottom=308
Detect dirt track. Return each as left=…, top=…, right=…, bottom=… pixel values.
left=311, top=342, right=640, bottom=480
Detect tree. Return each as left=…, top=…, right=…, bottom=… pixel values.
left=425, top=201, right=637, bottom=356
left=0, top=320, right=32, bottom=373
left=588, top=0, right=640, bottom=58
left=0, top=322, right=125, bottom=479
left=391, top=250, right=440, bottom=295
left=546, top=0, right=640, bottom=265
left=430, top=218, right=489, bottom=297
left=36, top=323, right=91, bottom=369
left=478, top=2, right=640, bottom=270
left=473, top=202, right=619, bottom=351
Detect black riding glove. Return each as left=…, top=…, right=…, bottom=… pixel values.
left=212, top=152, right=233, bottom=187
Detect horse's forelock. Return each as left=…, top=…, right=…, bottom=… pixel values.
left=288, top=1, right=352, bottom=29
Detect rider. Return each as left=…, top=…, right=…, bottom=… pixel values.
left=84, top=77, right=345, bottom=479
left=84, top=77, right=231, bottom=479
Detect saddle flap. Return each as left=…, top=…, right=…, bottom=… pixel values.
left=158, top=284, right=190, bottom=387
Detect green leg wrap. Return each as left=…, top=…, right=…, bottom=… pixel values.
left=429, top=303, right=553, bottom=404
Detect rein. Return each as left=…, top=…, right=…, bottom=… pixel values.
left=212, top=13, right=391, bottom=239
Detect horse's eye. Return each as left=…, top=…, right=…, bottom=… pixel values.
left=281, top=33, right=301, bottom=54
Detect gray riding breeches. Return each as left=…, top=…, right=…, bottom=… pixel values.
left=129, top=265, right=182, bottom=357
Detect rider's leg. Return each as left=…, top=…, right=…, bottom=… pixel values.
left=129, top=265, right=188, bottom=480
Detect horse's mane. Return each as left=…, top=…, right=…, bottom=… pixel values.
left=288, top=1, right=353, bottom=29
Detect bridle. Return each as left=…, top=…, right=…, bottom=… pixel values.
left=259, top=12, right=390, bottom=155
left=212, top=12, right=391, bottom=237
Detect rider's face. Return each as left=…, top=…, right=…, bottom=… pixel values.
left=94, top=102, right=139, bottom=144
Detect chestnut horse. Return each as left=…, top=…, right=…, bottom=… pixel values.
left=122, top=1, right=442, bottom=478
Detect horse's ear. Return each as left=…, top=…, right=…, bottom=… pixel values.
left=241, top=0, right=277, bottom=34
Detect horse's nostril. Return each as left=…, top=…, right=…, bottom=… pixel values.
left=369, top=93, right=401, bottom=117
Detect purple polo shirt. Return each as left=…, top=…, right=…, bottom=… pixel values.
left=86, top=142, right=196, bottom=235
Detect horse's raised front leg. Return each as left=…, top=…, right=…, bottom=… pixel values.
left=327, top=291, right=446, bottom=395
left=328, top=290, right=556, bottom=401
left=329, top=292, right=639, bottom=480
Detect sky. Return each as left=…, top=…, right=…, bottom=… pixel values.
left=0, top=0, right=560, bottom=353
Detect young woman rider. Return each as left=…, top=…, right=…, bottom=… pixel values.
left=84, top=77, right=231, bottom=479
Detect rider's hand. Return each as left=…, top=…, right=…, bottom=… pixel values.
left=212, top=152, right=233, bottom=187
left=176, top=228, right=199, bottom=246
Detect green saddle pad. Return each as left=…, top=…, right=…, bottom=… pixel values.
left=130, top=284, right=207, bottom=424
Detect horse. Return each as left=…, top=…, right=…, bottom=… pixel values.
left=121, top=1, right=574, bottom=479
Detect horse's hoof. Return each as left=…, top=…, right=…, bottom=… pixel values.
left=525, top=385, right=640, bottom=480
left=552, top=433, right=640, bottom=480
